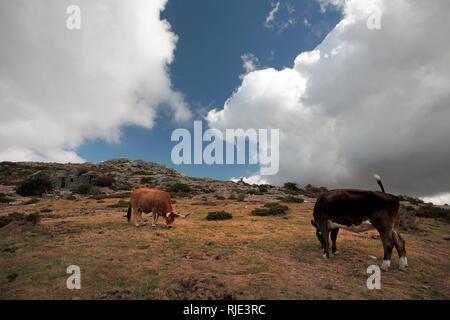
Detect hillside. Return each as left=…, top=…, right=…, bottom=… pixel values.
left=0, top=159, right=449, bottom=299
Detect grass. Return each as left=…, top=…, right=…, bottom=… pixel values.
left=0, top=195, right=448, bottom=300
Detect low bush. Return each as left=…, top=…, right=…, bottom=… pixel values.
left=206, top=211, right=232, bottom=221
left=76, top=184, right=92, bottom=195
left=415, top=204, right=450, bottom=223
left=237, top=194, right=246, bottom=202
left=251, top=203, right=288, bottom=216
left=214, top=195, right=226, bottom=200
left=16, top=175, right=53, bottom=196
left=277, top=196, right=304, bottom=203
left=228, top=194, right=237, bottom=200
left=167, top=183, right=192, bottom=193
left=283, top=182, right=299, bottom=192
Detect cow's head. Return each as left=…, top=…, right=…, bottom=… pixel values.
left=165, top=212, right=190, bottom=227
left=311, top=220, right=326, bottom=249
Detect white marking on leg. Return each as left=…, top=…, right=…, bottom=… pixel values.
left=399, top=256, right=408, bottom=271
left=381, top=260, right=391, bottom=271
left=322, top=253, right=329, bottom=259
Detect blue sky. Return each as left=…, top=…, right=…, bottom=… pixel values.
left=78, top=0, right=342, bottom=181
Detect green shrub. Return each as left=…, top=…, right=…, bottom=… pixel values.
left=251, top=203, right=289, bottom=216
left=16, top=175, right=53, bottom=196
left=277, top=196, right=304, bottom=203
left=237, top=194, right=246, bottom=202
left=228, top=194, right=237, bottom=200
left=76, top=184, right=92, bottom=195
left=283, top=182, right=299, bottom=191
left=66, top=195, right=77, bottom=200
left=206, top=211, right=232, bottom=221
left=167, top=183, right=192, bottom=193
left=215, top=195, right=226, bottom=200
left=415, top=205, right=450, bottom=223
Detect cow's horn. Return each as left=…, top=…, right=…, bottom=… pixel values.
left=166, top=212, right=171, bottom=218
left=182, top=213, right=190, bottom=218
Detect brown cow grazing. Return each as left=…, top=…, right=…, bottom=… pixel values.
left=127, top=189, right=189, bottom=228
left=311, top=175, right=407, bottom=271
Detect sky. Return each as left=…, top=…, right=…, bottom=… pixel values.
left=1, top=0, right=450, bottom=204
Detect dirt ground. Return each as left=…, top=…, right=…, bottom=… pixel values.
left=0, top=194, right=449, bottom=300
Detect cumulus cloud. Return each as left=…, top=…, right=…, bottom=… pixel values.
left=231, top=175, right=269, bottom=186
left=0, top=0, right=190, bottom=162
left=207, top=0, right=450, bottom=203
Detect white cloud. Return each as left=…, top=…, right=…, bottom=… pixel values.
left=0, top=0, right=190, bottom=163
left=316, top=0, right=346, bottom=13
left=231, top=175, right=269, bottom=185
left=264, top=1, right=296, bottom=33
left=239, top=53, right=261, bottom=79
left=207, top=0, right=450, bottom=199
left=422, top=193, right=450, bottom=206
left=265, top=2, right=281, bottom=26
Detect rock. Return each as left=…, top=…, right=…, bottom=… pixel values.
left=10, top=200, right=23, bottom=206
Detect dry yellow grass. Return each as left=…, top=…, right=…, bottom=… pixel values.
left=0, top=194, right=449, bottom=300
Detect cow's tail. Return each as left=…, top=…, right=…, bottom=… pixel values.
left=373, top=174, right=385, bottom=193
left=127, top=203, right=132, bottom=222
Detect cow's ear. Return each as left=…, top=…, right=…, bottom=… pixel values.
left=311, top=220, right=317, bottom=228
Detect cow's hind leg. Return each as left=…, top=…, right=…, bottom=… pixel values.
left=138, top=209, right=146, bottom=226
left=331, top=228, right=339, bottom=254
left=151, top=211, right=157, bottom=228
left=134, top=208, right=140, bottom=227
left=393, top=230, right=408, bottom=271
left=319, top=221, right=331, bottom=258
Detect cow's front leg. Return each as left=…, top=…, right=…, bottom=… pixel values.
left=138, top=210, right=146, bottom=226
left=331, top=228, right=339, bottom=254
left=380, top=231, right=394, bottom=271
left=155, top=213, right=159, bottom=226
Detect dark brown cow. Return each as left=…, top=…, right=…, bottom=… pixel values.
left=127, top=189, right=189, bottom=228
left=311, top=175, right=407, bottom=271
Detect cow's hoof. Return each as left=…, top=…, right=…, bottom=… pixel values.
left=151, top=225, right=156, bottom=228
left=380, top=260, right=391, bottom=271
left=322, top=253, right=329, bottom=259
left=399, top=257, right=408, bottom=271
left=333, top=250, right=339, bottom=255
